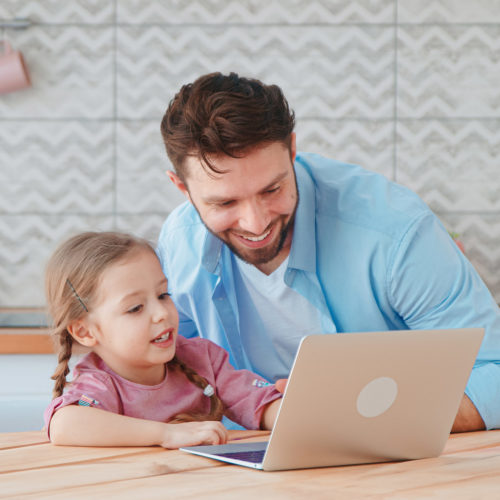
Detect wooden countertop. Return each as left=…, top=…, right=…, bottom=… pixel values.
left=2, top=429, right=500, bottom=498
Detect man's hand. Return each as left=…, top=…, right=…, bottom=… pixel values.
left=452, top=394, right=485, bottom=433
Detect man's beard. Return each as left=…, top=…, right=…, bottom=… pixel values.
left=221, top=210, right=296, bottom=266
left=190, top=164, right=299, bottom=267
left=193, top=198, right=298, bottom=267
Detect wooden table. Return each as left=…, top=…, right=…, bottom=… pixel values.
left=2, top=429, right=500, bottom=499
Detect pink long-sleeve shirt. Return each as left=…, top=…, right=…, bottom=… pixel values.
left=44, top=336, right=281, bottom=434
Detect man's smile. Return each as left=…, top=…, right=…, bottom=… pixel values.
left=232, top=225, right=274, bottom=248
left=239, top=228, right=271, bottom=242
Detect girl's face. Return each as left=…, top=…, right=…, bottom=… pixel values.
left=86, top=248, right=178, bottom=385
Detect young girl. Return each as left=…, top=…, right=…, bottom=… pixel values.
left=44, top=231, right=282, bottom=449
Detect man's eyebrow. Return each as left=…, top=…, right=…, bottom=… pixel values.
left=259, top=171, right=288, bottom=191
left=203, top=171, right=289, bottom=203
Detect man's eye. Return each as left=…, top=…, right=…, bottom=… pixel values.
left=219, top=200, right=234, bottom=207
left=159, top=292, right=171, bottom=300
left=266, top=186, right=280, bottom=194
left=127, top=304, right=143, bottom=313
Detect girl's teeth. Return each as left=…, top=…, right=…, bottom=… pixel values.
left=154, top=332, right=170, bottom=343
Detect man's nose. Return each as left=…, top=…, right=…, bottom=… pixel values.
left=237, top=199, right=270, bottom=235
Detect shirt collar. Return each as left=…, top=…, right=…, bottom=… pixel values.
left=201, top=154, right=317, bottom=275
left=202, top=230, right=223, bottom=274
left=288, top=157, right=317, bottom=273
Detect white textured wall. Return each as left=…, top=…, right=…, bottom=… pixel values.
left=1, top=0, right=499, bottom=307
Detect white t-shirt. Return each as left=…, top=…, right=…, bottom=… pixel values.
left=234, top=255, right=322, bottom=381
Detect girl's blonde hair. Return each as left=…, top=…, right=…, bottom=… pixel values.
left=45, top=231, right=224, bottom=422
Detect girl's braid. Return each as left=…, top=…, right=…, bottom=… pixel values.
left=50, top=328, right=73, bottom=399
left=169, top=355, right=225, bottom=423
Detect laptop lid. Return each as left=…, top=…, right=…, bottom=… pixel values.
left=181, top=328, right=484, bottom=471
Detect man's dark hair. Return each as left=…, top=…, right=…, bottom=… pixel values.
left=160, top=72, right=295, bottom=181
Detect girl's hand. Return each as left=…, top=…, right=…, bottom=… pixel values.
left=275, top=378, right=288, bottom=393
left=161, top=421, right=228, bottom=449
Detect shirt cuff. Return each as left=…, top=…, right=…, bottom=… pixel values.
left=465, top=362, right=500, bottom=430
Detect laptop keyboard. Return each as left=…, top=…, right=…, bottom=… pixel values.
left=217, top=449, right=266, bottom=463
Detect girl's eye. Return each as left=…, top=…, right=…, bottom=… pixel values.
left=159, top=292, right=171, bottom=300
left=127, top=304, right=143, bottom=314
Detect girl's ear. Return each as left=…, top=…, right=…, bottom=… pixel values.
left=67, top=319, right=97, bottom=347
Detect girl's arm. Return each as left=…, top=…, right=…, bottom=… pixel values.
left=260, top=398, right=282, bottom=430
left=49, top=405, right=228, bottom=449
left=260, top=378, right=287, bottom=430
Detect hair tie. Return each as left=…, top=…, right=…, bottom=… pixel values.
left=203, top=384, right=215, bottom=397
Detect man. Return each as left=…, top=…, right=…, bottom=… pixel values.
left=158, top=72, right=500, bottom=432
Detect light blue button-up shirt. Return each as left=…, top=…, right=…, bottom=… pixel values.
left=158, top=152, right=500, bottom=429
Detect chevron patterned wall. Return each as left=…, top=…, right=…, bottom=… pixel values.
left=0, top=0, right=499, bottom=307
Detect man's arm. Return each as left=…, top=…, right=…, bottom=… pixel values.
left=389, top=213, right=500, bottom=430
left=451, top=394, right=485, bottom=433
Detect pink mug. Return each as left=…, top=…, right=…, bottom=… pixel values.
left=0, top=41, right=31, bottom=94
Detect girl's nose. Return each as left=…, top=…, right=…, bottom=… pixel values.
left=152, top=301, right=168, bottom=323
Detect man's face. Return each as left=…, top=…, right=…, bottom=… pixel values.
left=169, top=136, right=298, bottom=274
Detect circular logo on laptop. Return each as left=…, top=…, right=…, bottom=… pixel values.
left=356, top=376, right=398, bottom=418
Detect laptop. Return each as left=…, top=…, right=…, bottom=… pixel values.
left=181, top=328, right=484, bottom=471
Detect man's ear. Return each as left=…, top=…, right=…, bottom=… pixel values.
left=290, top=132, right=297, bottom=163
left=67, top=319, right=97, bottom=347
left=167, top=171, right=191, bottom=202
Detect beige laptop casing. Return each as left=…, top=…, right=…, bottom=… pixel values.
left=183, top=328, right=484, bottom=471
